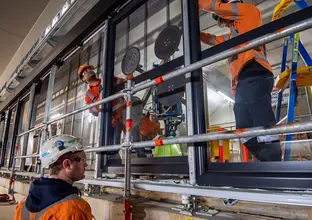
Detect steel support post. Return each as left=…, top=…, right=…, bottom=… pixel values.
left=100, top=18, right=115, bottom=169
left=39, top=65, right=57, bottom=176
left=182, top=0, right=207, bottom=185
left=203, top=78, right=210, bottom=162
left=34, top=132, right=41, bottom=171
left=8, top=143, right=19, bottom=195
left=63, top=61, right=73, bottom=134
left=8, top=100, right=22, bottom=168
left=71, top=53, right=80, bottom=135
left=8, top=150, right=17, bottom=195
left=0, top=110, right=11, bottom=167
left=80, top=47, right=92, bottom=142
left=19, top=83, right=36, bottom=171
left=90, top=31, right=104, bottom=167
left=7, top=100, right=23, bottom=194
left=95, top=20, right=109, bottom=178
left=284, top=33, right=299, bottom=161
left=124, top=77, right=133, bottom=220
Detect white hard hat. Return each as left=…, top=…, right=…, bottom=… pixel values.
left=40, top=134, right=84, bottom=168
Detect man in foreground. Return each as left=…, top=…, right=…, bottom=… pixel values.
left=13, top=134, right=93, bottom=219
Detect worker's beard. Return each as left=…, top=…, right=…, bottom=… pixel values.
left=90, top=74, right=98, bottom=80
left=86, top=74, right=99, bottom=85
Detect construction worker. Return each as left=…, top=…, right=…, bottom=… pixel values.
left=78, top=65, right=125, bottom=123
left=139, top=113, right=161, bottom=141
left=79, top=65, right=150, bottom=157
left=78, top=65, right=126, bottom=149
left=199, top=0, right=282, bottom=161
left=13, top=135, right=93, bottom=219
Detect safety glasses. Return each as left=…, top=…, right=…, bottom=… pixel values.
left=81, top=68, right=93, bottom=78
left=72, top=157, right=87, bottom=164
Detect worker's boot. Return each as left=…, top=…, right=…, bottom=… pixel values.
left=244, top=138, right=282, bottom=162
left=256, top=142, right=282, bottom=162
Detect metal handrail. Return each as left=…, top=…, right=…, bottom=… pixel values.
left=84, top=120, right=312, bottom=153
left=14, top=121, right=312, bottom=156
left=15, top=154, right=39, bottom=159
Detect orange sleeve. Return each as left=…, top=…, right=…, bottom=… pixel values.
left=68, top=211, right=92, bottom=220
left=200, top=32, right=230, bottom=45
left=85, top=94, right=92, bottom=105
left=85, top=94, right=99, bottom=116
left=198, top=0, right=255, bottom=21
left=13, top=200, right=36, bottom=220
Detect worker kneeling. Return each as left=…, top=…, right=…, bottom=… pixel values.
left=13, top=135, right=93, bottom=220
left=198, top=0, right=281, bottom=161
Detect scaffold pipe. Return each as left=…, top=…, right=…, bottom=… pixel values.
left=84, top=121, right=312, bottom=153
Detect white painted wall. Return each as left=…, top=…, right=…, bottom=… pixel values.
left=209, top=102, right=235, bottom=126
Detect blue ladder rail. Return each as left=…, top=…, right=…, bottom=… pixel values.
left=274, top=0, right=312, bottom=161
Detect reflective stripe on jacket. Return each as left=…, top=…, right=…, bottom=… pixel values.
left=85, top=77, right=126, bottom=120
left=199, top=0, right=272, bottom=93
left=13, top=194, right=92, bottom=220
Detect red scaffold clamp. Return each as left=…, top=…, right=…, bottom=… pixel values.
left=126, top=119, right=132, bottom=132
left=126, top=74, right=134, bottom=81
left=154, top=139, right=163, bottom=147
left=154, top=76, right=164, bottom=85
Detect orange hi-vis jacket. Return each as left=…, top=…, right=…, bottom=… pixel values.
left=139, top=115, right=161, bottom=138
left=198, top=0, right=272, bottom=93
left=85, top=77, right=126, bottom=125
left=13, top=194, right=92, bottom=220
left=13, top=178, right=92, bottom=220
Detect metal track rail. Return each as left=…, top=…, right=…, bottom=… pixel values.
left=80, top=178, right=312, bottom=207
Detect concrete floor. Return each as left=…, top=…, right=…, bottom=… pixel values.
left=0, top=204, right=16, bottom=220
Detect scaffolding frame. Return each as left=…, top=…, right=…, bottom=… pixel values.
left=10, top=14, right=312, bottom=179
left=2, top=1, right=312, bottom=217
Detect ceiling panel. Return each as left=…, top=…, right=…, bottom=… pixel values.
left=0, top=0, right=50, bottom=79
left=0, top=0, right=50, bottom=38
left=0, top=30, right=23, bottom=77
